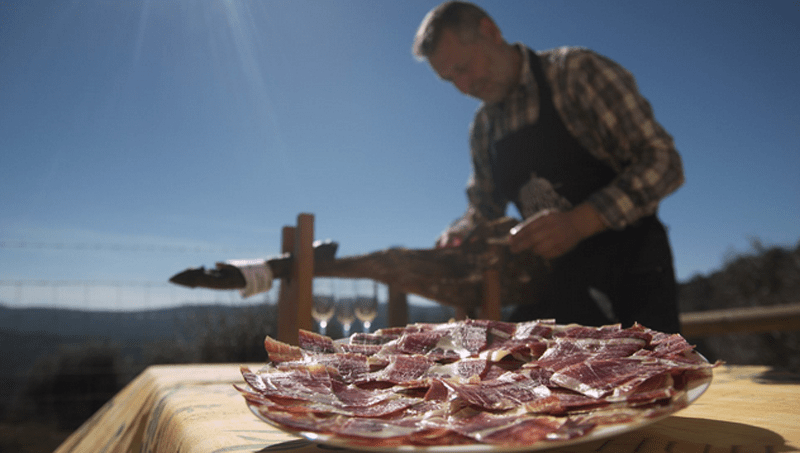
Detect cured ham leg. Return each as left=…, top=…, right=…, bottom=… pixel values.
left=168, top=217, right=549, bottom=313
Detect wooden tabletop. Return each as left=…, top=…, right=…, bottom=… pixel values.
left=54, top=363, right=800, bottom=453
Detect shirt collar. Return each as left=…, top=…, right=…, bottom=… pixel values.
left=515, top=43, right=538, bottom=96
left=484, top=43, right=538, bottom=115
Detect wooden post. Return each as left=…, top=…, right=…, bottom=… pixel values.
left=481, top=244, right=502, bottom=320
left=387, top=284, right=408, bottom=327
left=276, top=226, right=297, bottom=344
left=453, top=307, right=468, bottom=320
left=293, top=213, right=315, bottom=334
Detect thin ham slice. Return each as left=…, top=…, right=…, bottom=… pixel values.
left=550, top=357, right=670, bottom=398
left=443, top=372, right=552, bottom=410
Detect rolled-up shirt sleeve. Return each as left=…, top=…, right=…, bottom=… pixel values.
left=439, top=111, right=507, bottom=242
left=555, top=49, right=684, bottom=229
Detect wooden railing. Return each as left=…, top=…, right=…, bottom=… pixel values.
left=680, top=303, right=800, bottom=337
left=274, top=213, right=800, bottom=343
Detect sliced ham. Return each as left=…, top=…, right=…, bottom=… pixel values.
left=240, top=319, right=716, bottom=449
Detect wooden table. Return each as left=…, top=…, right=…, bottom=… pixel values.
left=55, top=364, right=800, bottom=453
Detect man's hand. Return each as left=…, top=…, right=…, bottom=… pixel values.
left=435, top=232, right=464, bottom=248
left=508, top=204, right=607, bottom=259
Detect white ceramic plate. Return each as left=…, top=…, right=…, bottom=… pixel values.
left=247, top=356, right=713, bottom=453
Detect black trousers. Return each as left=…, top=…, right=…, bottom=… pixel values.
left=507, top=216, right=681, bottom=333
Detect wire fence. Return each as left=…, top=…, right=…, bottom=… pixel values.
left=0, top=238, right=277, bottom=309
left=0, top=279, right=397, bottom=310
left=0, top=279, right=268, bottom=310
left=0, top=239, right=400, bottom=310
left=0, top=240, right=252, bottom=254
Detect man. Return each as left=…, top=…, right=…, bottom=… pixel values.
left=414, top=2, right=684, bottom=332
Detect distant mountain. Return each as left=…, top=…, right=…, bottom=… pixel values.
left=0, top=299, right=455, bottom=341
left=0, top=303, right=260, bottom=383
left=0, top=302, right=272, bottom=419
left=0, top=300, right=455, bottom=420
left=0, top=303, right=242, bottom=342
left=0, top=300, right=454, bottom=372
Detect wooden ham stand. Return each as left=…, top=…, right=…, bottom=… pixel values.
left=275, top=213, right=502, bottom=345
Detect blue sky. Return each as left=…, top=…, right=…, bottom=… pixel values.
left=1, top=0, right=798, bottom=310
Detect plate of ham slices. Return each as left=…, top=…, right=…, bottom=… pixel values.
left=237, top=319, right=716, bottom=452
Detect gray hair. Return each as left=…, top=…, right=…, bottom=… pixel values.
left=412, top=1, right=491, bottom=61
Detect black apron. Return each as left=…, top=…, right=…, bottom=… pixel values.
left=494, top=50, right=680, bottom=333
left=491, top=50, right=616, bottom=212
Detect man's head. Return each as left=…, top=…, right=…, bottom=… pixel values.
left=412, top=1, right=489, bottom=61
left=413, top=1, right=520, bottom=104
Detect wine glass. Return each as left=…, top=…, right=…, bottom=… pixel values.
left=335, top=296, right=356, bottom=339
left=312, top=294, right=335, bottom=336
left=312, top=278, right=335, bottom=336
left=354, top=280, right=378, bottom=333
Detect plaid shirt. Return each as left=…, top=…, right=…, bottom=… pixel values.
left=447, top=45, right=683, bottom=237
